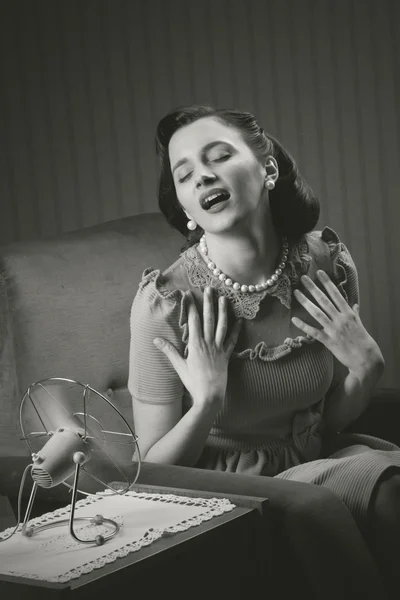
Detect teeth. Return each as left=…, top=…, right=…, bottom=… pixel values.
left=200, top=190, right=229, bottom=210
left=205, top=193, right=220, bottom=204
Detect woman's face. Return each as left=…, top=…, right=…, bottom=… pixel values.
left=168, top=116, right=270, bottom=234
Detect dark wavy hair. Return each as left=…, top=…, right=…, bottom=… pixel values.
left=155, top=104, right=320, bottom=251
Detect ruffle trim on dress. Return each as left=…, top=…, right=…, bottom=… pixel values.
left=233, top=334, right=316, bottom=362
left=138, top=267, right=190, bottom=357
left=139, top=267, right=183, bottom=301
left=284, top=236, right=313, bottom=290
left=321, top=226, right=353, bottom=304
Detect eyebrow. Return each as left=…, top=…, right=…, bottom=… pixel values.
left=172, top=140, right=231, bottom=174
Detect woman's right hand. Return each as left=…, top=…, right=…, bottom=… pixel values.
left=153, top=287, right=242, bottom=410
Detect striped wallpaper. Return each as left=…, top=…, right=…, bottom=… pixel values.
left=0, top=0, right=399, bottom=387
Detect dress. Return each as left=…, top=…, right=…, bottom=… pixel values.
left=128, top=226, right=400, bottom=527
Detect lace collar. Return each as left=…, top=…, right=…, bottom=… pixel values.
left=182, top=236, right=312, bottom=320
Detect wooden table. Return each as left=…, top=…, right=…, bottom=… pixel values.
left=0, top=481, right=270, bottom=600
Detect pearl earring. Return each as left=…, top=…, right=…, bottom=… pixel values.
left=187, top=219, right=197, bottom=231
left=266, top=179, right=275, bottom=190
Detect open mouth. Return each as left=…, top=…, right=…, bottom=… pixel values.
left=200, top=191, right=231, bottom=211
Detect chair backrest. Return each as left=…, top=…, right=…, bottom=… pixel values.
left=0, top=212, right=183, bottom=457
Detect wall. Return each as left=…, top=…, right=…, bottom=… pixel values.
left=0, top=0, right=399, bottom=387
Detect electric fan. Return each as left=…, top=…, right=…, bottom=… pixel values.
left=0, top=377, right=141, bottom=546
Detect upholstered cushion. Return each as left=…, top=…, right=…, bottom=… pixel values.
left=0, top=213, right=182, bottom=457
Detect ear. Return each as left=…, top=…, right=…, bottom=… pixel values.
left=265, top=156, right=279, bottom=183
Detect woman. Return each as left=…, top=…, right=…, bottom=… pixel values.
left=128, top=105, right=399, bottom=595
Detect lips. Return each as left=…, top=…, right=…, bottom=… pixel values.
left=199, top=188, right=231, bottom=211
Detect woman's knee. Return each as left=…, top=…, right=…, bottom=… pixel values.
left=373, top=470, right=400, bottom=502
left=283, top=484, right=354, bottom=536
left=370, top=470, right=400, bottom=523
left=280, top=483, right=346, bottom=521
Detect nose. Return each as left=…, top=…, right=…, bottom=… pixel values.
left=195, top=167, right=217, bottom=188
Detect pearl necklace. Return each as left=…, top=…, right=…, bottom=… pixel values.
left=198, top=235, right=289, bottom=293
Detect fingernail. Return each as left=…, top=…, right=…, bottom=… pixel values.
left=153, top=338, right=163, bottom=347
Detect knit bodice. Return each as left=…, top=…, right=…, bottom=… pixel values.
left=128, top=226, right=359, bottom=475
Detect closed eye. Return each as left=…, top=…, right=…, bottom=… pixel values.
left=211, top=154, right=230, bottom=163
left=177, top=155, right=231, bottom=184
left=178, top=172, right=193, bottom=183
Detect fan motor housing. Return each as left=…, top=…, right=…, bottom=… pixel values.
left=31, top=427, right=90, bottom=488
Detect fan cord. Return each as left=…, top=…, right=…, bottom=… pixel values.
left=0, top=463, right=33, bottom=542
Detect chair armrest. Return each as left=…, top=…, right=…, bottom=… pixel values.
left=136, top=461, right=320, bottom=510
left=0, top=456, right=326, bottom=507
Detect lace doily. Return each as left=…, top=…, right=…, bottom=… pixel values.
left=182, top=237, right=311, bottom=319
left=0, top=490, right=235, bottom=583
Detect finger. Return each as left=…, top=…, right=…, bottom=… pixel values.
left=186, top=291, right=202, bottom=344
left=300, top=275, right=338, bottom=319
left=294, top=289, right=331, bottom=328
left=153, top=337, right=185, bottom=373
left=214, top=294, right=228, bottom=348
left=224, top=318, right=243, bottom=356
left=316, top=270, right=351, bottom=312
left=203, top=287, right=215, bottom=343
left=291, top=317, right=325, bottom=343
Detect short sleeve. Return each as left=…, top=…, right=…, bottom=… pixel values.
left=128, top=268, right=187, bottom=404
left=321, top=227, right=360, bottom=309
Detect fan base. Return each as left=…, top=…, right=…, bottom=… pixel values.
left=22, top=515, right=120, bottom=545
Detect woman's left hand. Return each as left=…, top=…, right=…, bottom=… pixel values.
left=292, top=270, right=384, bottom=379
